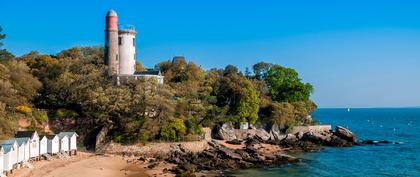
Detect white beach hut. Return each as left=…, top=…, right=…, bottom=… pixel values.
left=13, top=139, right=25, bottom=167
left=57, top=134, right=69, bottom=153
left=0, top=142, right=17, bottom=174
left=0, top=146, right=4, bottom=176
left=47, top=135, right=59, bottom=155
left=58, top=132, right=78, bottom=155
left=11, top=138, right=30, bottom=166
left=15, top=131, right=40, bottom=160
left=17, top=138, right=30, bottom=163
left=39, top=135, right=48, bottom=156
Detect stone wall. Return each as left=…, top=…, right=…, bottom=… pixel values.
left=291, top=125, right=332, bottom=134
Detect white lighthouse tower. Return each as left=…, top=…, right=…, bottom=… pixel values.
left=118, top=25, right=136, bottom=75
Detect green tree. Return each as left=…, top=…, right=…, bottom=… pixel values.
left=264, top=65, right=313, bottom=102
left=253, top=61, right=272, bottom=80
left=0, top=26, right=14, bottom=60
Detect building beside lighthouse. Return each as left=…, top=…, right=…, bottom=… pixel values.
left=104, top=9, right=164, bottom=84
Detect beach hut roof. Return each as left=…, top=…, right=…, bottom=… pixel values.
left=15, top=131, right=37, bottom=138
left=57, top=134, right=69, bottom=139
left=0, top=139, right=17, bottom=146
left=0, top=144, right=14, bottom=153
left=58, top=132, right=79, bottom=137
left=45, top=135, right=58, bottom=140
left=10, top=138, right=30, bottom=146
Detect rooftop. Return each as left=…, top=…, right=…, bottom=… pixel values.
left=134, top=70, right=162, bottom=76
left=106, top=9, right=117, bottom=17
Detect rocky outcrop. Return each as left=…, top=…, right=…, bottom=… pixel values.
left=269, top=124, right=285, bottom=141
left=165, top=139, right=300, bottom=174
left=335, top=126, right=357, bottom=143
left=211, top=122, right=237, bottom=141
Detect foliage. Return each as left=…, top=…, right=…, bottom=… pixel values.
left=253, top=61, right=272, bottom=80
left=264, top=65, right=313, bottom=102
left=15, top=105, right=32, bottom=115
left=32, top=110, right=49, bottom=123
left=0, top=30, right=317, bottom=142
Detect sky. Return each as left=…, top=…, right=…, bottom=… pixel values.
left=1, top=0, right=420, bottom=108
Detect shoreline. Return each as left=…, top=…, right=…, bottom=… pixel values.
left=6, top=125, right=361, bottom=177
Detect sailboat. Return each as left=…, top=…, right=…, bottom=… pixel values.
left=347, top=108, right=351, bottom=112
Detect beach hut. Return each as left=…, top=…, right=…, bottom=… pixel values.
left=58, top=132, right=78, bottom=155
left=39, top=135, right=48, bottom=156
left=0, top=141, right=18, bottom=174
left=47, top=135, right=59, bottom=155
left=11, top=139, right=26, bottom=167
left=12, top=138, right=30, bottom=163
left=57, top=134, right=69, bottom=153
left=15, top=131, right=40, bottom=160
left=0, top=146, right=4, bottom=176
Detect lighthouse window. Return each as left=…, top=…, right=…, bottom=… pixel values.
left=119, top=37, right=122, bottom=45
left=133, top=38, right=136, bottom=46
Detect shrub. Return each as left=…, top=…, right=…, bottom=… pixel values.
left=15, top=105, right=32, bottom=115
left=32, top=110, right=48, bottom=123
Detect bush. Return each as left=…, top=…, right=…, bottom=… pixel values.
left=15, top=105, right=32, bottom=115
left=32, top=110, right=48, bottom=123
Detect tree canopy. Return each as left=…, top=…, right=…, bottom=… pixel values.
left=0, top=27, right=317, bottom=143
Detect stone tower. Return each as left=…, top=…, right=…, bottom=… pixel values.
left=105, top=9, right=119, bottom=76
left=118, top=25, right=136, bottom=75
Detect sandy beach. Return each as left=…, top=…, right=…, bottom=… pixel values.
left=7, top=152, right=175, bottom=177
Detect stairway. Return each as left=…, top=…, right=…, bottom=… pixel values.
left=61, top=151, right=70, bottom=159
left=43, top=154, right=54, bottom=161
left=23, top=161, right=33, bottom=169
left=57, top=152, right=67, bottom=160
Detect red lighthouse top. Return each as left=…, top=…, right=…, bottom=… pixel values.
left=106, top=10, right=118, bottom=31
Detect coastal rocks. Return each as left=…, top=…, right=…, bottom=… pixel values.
left=254, top=128, right=271, bottom=141
left=166, top=139, right=301, bottom=174
left=226, top=139, right=242, bottom=145
left=211, top=122, right=237, bottom=141
left=358, top=140, right=403, bottom=145
left=335, top=126, right=357, bottom=143
left=269, top=124, right=286, bottom=141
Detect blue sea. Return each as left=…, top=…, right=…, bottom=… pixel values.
left=234, top=108, right=420, bottom=177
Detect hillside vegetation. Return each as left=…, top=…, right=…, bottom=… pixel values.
left=0, top=26, right=316, bottom=144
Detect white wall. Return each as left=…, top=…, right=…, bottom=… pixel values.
left=118, top=31, right=136, bottom=75
left=47, top=137, right=59, bottom=154
left=70, top=135, right=77, bottom=150
left=17, top=145, right=24, bottom=163
left=0, top=150, right=4, bottom=174
left=60, top=137, right=69, bottom=152
left=40, top=138, right=48, bottom=155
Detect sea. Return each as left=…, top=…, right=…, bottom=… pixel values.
left=232, top=108, right=420, bottom=177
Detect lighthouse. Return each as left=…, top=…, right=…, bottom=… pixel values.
left=105, top=9, right=119, bottom=76
left=103, top=10, right=164, bottom=84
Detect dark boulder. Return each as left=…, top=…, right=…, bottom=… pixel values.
left=335, top=126, right=357, bottom=143
left=226, top=139, right=242, bottom=145
left=211, top=122, right=237, bottom=141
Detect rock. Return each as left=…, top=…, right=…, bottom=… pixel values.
left=269, top=124, right=285, bottom=141
left=255, top=128, right=271, bottom=141
left=295, top=131, right=305, bottom=140
left=226, top=139, right=242, bottom=145
left=211, top=122, right=237, bottom=141
left=335, top=126, right=357, bottom=143
left=301, top=131, right=331, bottom=144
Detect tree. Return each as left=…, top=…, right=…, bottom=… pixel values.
left=253, top=61, right=272, bottom=80
left=0, top=26, right=14, bottom=60
left=264, top=65, right=313, bottom=102
left=135, top=61, right=145, bottom=72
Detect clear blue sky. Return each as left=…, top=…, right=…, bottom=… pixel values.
left=1, top=0, right=420, bottom=108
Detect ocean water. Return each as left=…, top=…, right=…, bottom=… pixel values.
left=233, top=108, right=420, bottom=177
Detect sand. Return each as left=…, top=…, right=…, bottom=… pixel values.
left=7, top=152, right=153, bottom=177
